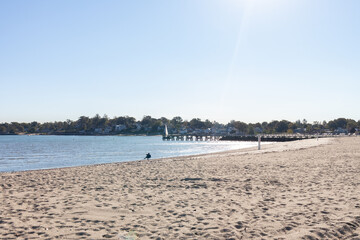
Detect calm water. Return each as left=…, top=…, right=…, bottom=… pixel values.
left=0, top=135, right=259, bottom=172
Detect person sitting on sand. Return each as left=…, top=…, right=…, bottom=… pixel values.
left=144, top=153, right=151, bottom=160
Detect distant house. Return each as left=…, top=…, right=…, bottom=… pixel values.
left=135, top=123, right=142, bottom=131
left=193, top=129, right=203, bottom=134
left=204, top=128, right=212, bottom=134
left=94, top=127, right=112, bottom=134
left=94, top=128, right=103, bottom=134
left=213, top=127, right=227, bottom=135
left=334, top=127, right=348, bottom=134
left=142, top=127, right=151, bottom=132
left=104, top=127, right=112, bottom=134
left=179, top=128, right=188, bottom=134
left=294, top=128, right=306, bottom=134
left=227, top=127, right=239, bottom=135
left=323, top=129, right=332, bottom=135
left=115, top=124, right=127, bottom=132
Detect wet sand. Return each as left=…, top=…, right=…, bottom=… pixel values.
left=1, top=137, right=360, bottom=239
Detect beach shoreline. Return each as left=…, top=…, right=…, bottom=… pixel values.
left=0, top=138, right=323, bottom=174
left=1, top=137, right=360, bottom=239
left=0, top=135, right=260, bottom=173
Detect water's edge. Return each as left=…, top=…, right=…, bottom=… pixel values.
left=0, top=135, right=261, bottom=172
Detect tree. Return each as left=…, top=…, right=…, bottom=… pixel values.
left=275, top=120, right=290, bottom=133
left=124, top=116, right=136, bottom=129
left=232, top=121, right=247, bottom=134
left=141, top=116, right=154, bottom=126
left=189, top=118, right=206, bottom=129
left=294, top=120, right=302, bottom=129
left=76, top=116, right=90, bottom=131
left=204, top=119, right=213, bottom=129
left=141, top=116, right=161, bottom=133
left=171, top=116, right=183, bottom=130
left=90, top=114, right=102, bottom=129
left=28, top=121, right=39, bottom=133
left=261, top=122, right=268, bottom=132
left=99, top=115, right=110, bottom=128
left=160, top=117, right=170, bottom=126
left=247, top=126, right=254, bottom=135
left=346, top=119, right=357, bottom=133
left=309, top=121, right=323, bottom=134
left=267, top=120, right=279, bottom=134
left=0, top=125, right=7, bottom=134
left=39, top=122, right=54, bottom=133
left=322, top=120, right=327, bottom=127
left=151, top=119, right=162, bottom=132
left=327, top=118, right=347, bottom=130
left=54, top=121, right=65, bottom=131
left=11, top=122, right=24, bottom=133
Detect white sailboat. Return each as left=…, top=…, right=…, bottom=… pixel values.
left=164, top=124, right=169, bottom=137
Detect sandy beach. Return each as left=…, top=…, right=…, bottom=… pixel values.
left=1, top=137, right=360, bottom=239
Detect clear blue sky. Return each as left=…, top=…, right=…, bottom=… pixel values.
left=1, top=0, right=359, bottom=124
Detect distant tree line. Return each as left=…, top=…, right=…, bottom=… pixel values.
left=0, top=115, right=359, bottom=136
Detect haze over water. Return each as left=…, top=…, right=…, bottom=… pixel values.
left=0, top=135, right=259, bottom=172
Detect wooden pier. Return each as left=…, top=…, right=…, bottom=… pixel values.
left=163, top=134, right=319, bottom=142
left=220, top=135, right=318, bottom=142
left=162, top=134, right=221, bottom=141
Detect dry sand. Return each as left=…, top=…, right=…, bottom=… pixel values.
left=1, top=137, right=360, bottom=239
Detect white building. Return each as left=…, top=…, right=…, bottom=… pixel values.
left=115, top=124, right=127, bottom=132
